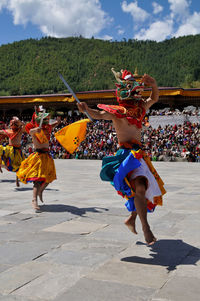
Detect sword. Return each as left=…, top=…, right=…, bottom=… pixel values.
left=58, top=73, right=93, bottom=122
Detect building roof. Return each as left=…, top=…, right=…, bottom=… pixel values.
left=0, top=87, right=200, bottom=105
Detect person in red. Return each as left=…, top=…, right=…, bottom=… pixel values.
left=0, top=121, right=6, bottom=173
left=17, top=108, right=58, bottom=212
left=0, top=117, right=25, bottom=186
left=78, top=68, right=166, bottom=245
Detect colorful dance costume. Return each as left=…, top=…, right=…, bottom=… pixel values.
left=99, top=68, right=166, bottom=212
left=17, top=112, right=56, bottom=184
left=0, top=129, right=25, bottom=172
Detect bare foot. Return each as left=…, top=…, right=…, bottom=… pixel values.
left=124, top=212, right=138, bottom=234
left=143, top=228, right=157, bottom=245
left=32, top=200, right=41, bottom=212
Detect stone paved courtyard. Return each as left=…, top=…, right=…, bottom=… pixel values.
left=0, top=160, right=200, bottom=301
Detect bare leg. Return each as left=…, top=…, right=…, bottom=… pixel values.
left=132, top=177, right=156, bottom=245
left=38, top=183, right=48, bottom=203
left=32, top=182, right=41, bottom=211
left=16, top=175, right=20, bottom=187
left=0, top=160, right=2, bottom=173
left=124, top=211, right=138, bottom=234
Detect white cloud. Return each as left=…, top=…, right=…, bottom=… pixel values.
left=168, top=0, right=200, bottom=37
left=134, top=19, right=174, bottom=42
left=0, top=0, right=8, bottom=11
left=152, top=2, right=163, bottom=14
left=174, top=11, right=200, bottom=37
left=99, top=35, right=113, bottom=41
left=132, top=0, right=200, bottom=41
left=118, top=29, right=125, bottom=35
left=121, top=0, right=149, bottom=24
left=168, top=0, right=190, bottom=20
left=116, top=25, right=125, bottom=36
left=1, top=0, right=110, bottom=38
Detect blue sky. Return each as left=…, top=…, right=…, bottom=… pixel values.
left=0, top=0, right=200, bottom=46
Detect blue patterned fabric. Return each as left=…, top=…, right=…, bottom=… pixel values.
left=100, top=148, right=142, bottom=212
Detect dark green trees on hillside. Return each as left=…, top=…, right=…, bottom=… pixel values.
left=0, top=35, right=200, bottom=96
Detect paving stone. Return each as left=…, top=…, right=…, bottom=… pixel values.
left=0, top=261, right=51, bottom=294
left=12, top=263, right=90, bottom=301
left=87, top=257, right=169, bottom=289
left=88, top=223, right=137, bottom=243
left=0, top=264, right=11, bottom=273
left=152, top=276, right=200, bottom=301
left=54, top=277, right=155, bottom=301
left=0, top=239, right=64, bottom=265
left=0, top=295, right=32, bottom=301
left=43, top=218, right=108, bottom=234
left=38, top=248, right=110, bottom=267
left=0, top=210, right=15, bottom=217
left=117, top=238, right=194, bottom=272
left=61, top=236, right=126, bottom=255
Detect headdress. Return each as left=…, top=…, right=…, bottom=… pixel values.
left=35, top=111, right=50, bottom=125
left=25, top=106, right=50, bottom=134
left=111, top=68, right=144, bottom=105
left=97, top=68, right=146, bottom=128
left=10, top=117, right=21, bottom=132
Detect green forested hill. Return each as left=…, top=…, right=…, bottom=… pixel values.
left=0, top=35, right=200, bottom=96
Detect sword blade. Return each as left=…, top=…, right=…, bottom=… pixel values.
left=58, top=73, right=93, bottom=121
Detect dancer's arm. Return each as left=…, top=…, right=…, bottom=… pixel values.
left=50, top=118, right=61, bottom=129
left=29, top=127, right=41, bottom=136
left=77, top=102, right=113, bottom=120
left=142, top=74, right=159, bottom=111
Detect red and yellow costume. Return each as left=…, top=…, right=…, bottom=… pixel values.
left=17, top=111, right=56, bottom=184
left=0, top=121, right=25, bottom=172
left=17, top=148, right=56, bottom=184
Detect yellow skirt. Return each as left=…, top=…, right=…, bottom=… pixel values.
left=0, top=145, right=25, bottom=172
left=17, top=151, right=56, bottom=184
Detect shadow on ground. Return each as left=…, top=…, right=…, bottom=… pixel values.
left=39, top=203, right=109, bottom=216
left=14, top=187, right=59, bottom=192
left=0, top=179, right=16, bottom=183
left=121, top=239, right=200, bottom=272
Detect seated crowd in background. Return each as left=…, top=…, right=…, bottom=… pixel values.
left=0, top=109, right=199, bottom=162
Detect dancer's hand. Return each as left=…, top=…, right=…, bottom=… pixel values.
left=142, top=74, right=157, bottom=87
left=34, top=127, right=41, bottom=133
left=77, top=102, right=89, bottom=113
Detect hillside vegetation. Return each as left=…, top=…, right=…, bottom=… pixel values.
left=0, top=35, right=200, bottom=95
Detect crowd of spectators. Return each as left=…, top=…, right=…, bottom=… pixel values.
left=0, top=109, right=200, bottom=162
left=150, top=106, right=200, bottom=116
left=142, top=122, right=200, bottom=162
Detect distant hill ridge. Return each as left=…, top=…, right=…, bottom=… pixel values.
left=0, top=35, right=200, bottom=96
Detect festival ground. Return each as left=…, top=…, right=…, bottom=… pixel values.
left=0, top=160, right=200, bottom=301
